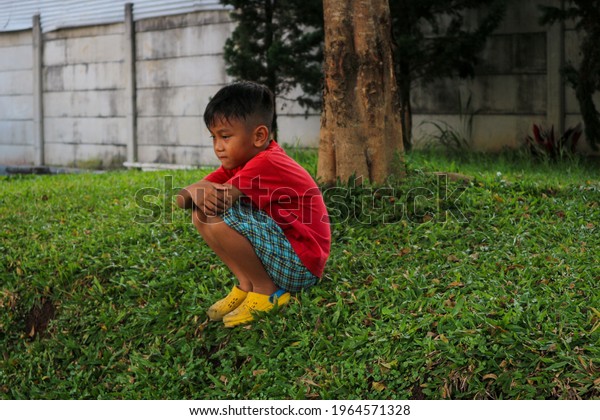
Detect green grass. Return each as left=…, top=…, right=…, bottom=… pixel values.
left=1, top=151, right=599, bottom=399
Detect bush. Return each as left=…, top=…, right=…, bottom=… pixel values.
left=525, top=123, right=582, bottom=160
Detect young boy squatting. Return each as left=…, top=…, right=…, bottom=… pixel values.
left=176, top=82, right=331, bottom=328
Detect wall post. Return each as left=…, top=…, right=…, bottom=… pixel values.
left=546, top=0, right=565, bottom=134
left=32, top=14, right=44, bottom=166
left=124, top=3, right=138, bottom=164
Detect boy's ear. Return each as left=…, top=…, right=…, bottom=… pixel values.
left=253, top=125, right=270, bottom=147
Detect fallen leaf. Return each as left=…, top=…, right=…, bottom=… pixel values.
left=253, top=369, right=267, bottom=376
left=398, top=247, right=411, bottom=256
left=447, top=255, right=460, bottom=263
left=301, top=378, right=321, bottom=388
left=381, top=360, right=397, bottom=369
left=372, top=381, right=386, bottom=392
left=447, top=281, right=464, bottom=288
left=578, top=356, right=588, bottom=371
left=442, top=383, right=451, bottom=398
left=483, top=374, right=498, bottom=381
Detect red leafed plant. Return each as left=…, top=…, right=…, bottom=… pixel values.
left=526, top=123, right=582, bottom=159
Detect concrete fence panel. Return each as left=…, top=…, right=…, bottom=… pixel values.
left=0, top=30, right=34, bottom=164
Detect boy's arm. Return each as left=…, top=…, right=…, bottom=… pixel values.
left=176, top=179, right=208, bottom=210
left=176, top=180, right=244, bottom=215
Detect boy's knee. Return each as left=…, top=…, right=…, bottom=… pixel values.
left=193, top=208, right=228, bottom=238
left=192, top=207, right=208, bottom=230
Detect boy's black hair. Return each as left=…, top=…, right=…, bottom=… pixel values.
left=204, top=81, right=275, bottom=132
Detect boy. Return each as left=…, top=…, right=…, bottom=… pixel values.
left=176, top=81, right=330, bottom=328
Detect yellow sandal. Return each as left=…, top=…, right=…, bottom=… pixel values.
left=223, top=289, right=290, bottom=328
left=207, top=286, right=248, bottom=321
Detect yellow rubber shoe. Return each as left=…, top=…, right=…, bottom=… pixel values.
left=207, top=286, right=248, bottom=321
left=223, top=289, right=290, bottom=328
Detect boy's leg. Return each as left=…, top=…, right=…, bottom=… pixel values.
left=192, top=207, right=278, bottom=296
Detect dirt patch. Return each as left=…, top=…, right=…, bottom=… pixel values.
left=24, top=298, right=56, bottom=339
left=411, top=382, right=426, bottom=399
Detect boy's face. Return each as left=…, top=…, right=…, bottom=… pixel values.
left=208, top=117, right=267, bottom=170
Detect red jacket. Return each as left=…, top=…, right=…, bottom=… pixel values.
left=205, top=141, right=331, bottom=278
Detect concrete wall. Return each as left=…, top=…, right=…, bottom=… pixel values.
left=133, top=11, right=320, bottom=165
left=0, top=1, right=597, bottom=167
left=563, top=27, right=600, bottom=145
left=0, top=8, right=319, bottom=167
left=0, top=31, right=34, bottom=163
left=275, top=87, right=321, bottom=148
left=411, top=0, right=598, bottom=153
left=412, top=0, right=549, bottom=151
left=43, top=24, right=128, bottom=166
left=135, top=11, right=233, bottom=166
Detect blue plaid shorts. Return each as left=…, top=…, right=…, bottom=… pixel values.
left=222, top=201, right=318, bottom=292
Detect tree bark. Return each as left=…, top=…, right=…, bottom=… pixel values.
left=318, top=0, right=404, bottom=185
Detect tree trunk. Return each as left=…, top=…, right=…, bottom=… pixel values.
left=318, top=0, right=404, bottom=185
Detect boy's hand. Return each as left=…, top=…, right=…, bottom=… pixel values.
left=176, top=181, right=243, bottom=216
left=203, top=183, right=237, bottom=216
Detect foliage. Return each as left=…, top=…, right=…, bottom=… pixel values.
left=220, top=0, right=323, bottom=131
left=390, top=0, right=507, bottom=150
left=221, top=0, right=507, bottom=151
left=421, top=120, right=472, bottom=154
left=539, top=0, right=600, bottom=150
left=418, top=93, right=476, bottom=153
left=525, top=123, right=583, bottom=161
left=0, top=151, right=599, bottom=399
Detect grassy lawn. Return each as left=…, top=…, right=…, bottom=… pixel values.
left=1, top=151, right=598, bottom=399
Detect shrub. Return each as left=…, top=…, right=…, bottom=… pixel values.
left=525, top=123, right=582, bottom=160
